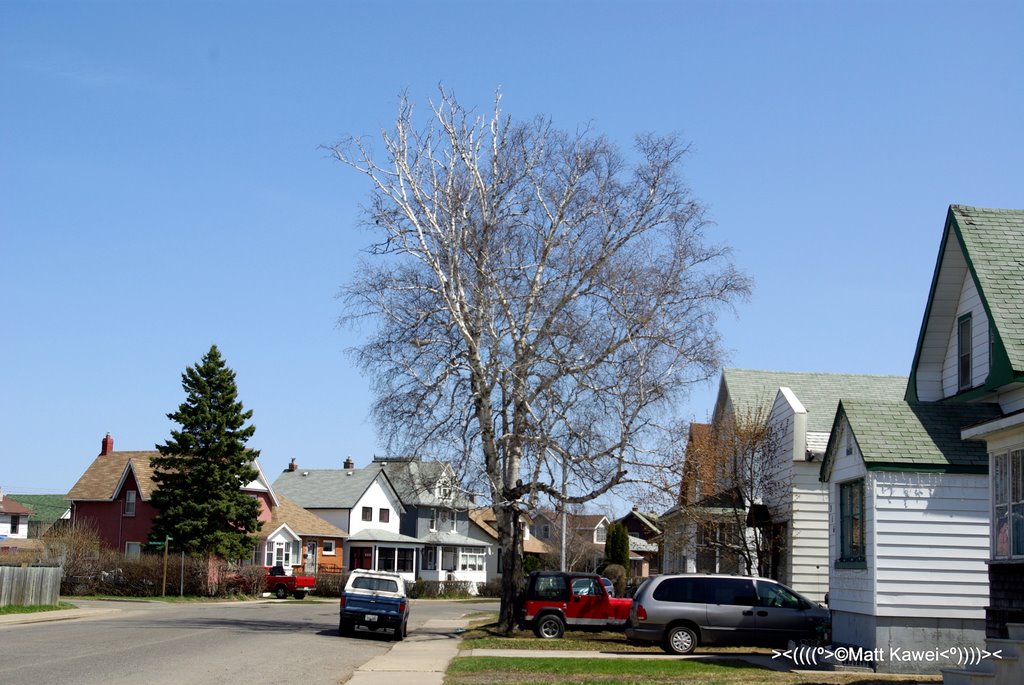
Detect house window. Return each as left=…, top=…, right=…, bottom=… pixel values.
left=9, top=515, right=19, bottom=535
left=438, top=509, right=455, bottom=531
left=379, top=508, right=389, bottom=524
left=429, top=508, right=437, bottom=531
left=595, top=525, right=607, bottom=543
left=124, top=490, right=136, bottom=517
left=422, top=547, right=437, bottom=571
left=436, top=478, right=453, bottom=501
left=377, top=547, right=396, bottom=572
left=541, top=524, right=550, bottom=539
left=959, top=313, right=973, bottom=391
left=362, top=506, right=372, bottom=522
left=993, top=450, right=1024, bottom=559
left=323, top=540, right=336, bottom=556
left=125, top=542, right=142, bottom=559
left=441, top=546, right=457, bottom=571
left=397, top=548, right=414, bottom=573
left=459, top=547, right=485, bottom=572
left=838, top=479, right=866, bottom=566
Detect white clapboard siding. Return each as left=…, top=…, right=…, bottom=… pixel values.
left=789, top=460, right=829, bottom=601
left=872, top=471, right=989, bottom=619
left=941, top=272, right=990, bottom=397
left=826, top=420, right=876, bottom=616
left=998, top=386, right=1024, bottom=414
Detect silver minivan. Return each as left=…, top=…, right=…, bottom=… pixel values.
left=626, top=574, right=829, bottom=654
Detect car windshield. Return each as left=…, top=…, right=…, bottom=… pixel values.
left=352, top=576, right=399, bottom=593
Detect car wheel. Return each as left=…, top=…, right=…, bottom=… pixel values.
left=534, top=614, right=565, bottom=639
left=293, top=591, right=307, bottom=600
left=275, top=585, right=288, bottom=599
left=662, top=625, right=698, bottom=655
left=394, top=622, right=406, bottom=641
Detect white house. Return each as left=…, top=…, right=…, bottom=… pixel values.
left=665, top=369, right=905, bottom=602
left=0, top=489, right=31, bottom=540
left=903, top=205, right=1024, bottom=645
left=272, top=458, right=421, bottom=581
left=820, top=399, right=1000, bottom=673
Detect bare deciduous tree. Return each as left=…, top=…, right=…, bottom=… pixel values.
left=329, top=88, right=749, bottom=632
left=681, top=406, right=786, bottom=578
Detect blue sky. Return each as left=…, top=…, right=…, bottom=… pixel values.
left=2, top=1, right=1022, bottom=509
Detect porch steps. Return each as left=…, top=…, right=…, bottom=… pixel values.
left=942, top=623, right=1024, bottom=685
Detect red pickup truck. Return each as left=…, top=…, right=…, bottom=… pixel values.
left=517, top=571, right=633, bottom=638
left=266, top=565, right=315, bottom=599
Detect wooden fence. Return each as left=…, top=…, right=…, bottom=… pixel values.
left=0, top=566, right=61, bottom=607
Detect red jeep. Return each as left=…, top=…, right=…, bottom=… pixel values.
left=517, top=571, right=633, bottom=638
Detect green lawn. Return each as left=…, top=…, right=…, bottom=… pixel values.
left=0, top=602, right=76, bottom=615
left=445, top=656, right=943, bottom=685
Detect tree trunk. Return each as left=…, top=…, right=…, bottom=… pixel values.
left=495, top=500, right=524, bottom=634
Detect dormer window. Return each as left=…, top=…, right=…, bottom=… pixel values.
left=959, top=313, right=973, bottom=391
left=436, top=478, right=453, bottom=501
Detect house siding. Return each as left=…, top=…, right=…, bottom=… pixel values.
left=789, top=460, right=829, bottom=602
left=827, top=421, right=875, bottom=618
left=346, top=479, right=401, bottom=536
left=873, top=471, right=989, bottom=619
left=941, top=272, right=990, bottom=397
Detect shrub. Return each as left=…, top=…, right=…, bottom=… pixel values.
left=602, top=563, right=627, bottom=597
left=313, top=570, right=348, bottom=597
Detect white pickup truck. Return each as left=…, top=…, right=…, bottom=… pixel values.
left=338, top=569, right=409, bottom=641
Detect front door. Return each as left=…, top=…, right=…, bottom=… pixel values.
left=305, top=540, right=317, bottom=573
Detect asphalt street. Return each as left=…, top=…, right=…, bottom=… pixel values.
left=0, top=598, right=496, bottom=685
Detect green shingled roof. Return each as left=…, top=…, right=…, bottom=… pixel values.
left=7, top=494, right=69, bottom=522
left=722, top=369, right=907, bottom=433
left=950, top=205, right=1024, bottom=375
left=825, top=400, right=1002, bottom=475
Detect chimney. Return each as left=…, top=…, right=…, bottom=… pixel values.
left=632, top=505, right=638, bottom=512
left=100, top=433, right=114, bottom=456
left=287, top=457, right=297, bottom=472
left=343, top=456, right=355, bottom=470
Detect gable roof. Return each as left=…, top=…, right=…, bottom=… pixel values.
left=907, top=205, right=1024, bottom=401
left=821, top=400, right=1003, bottom=478
left=272, top=466, right=403, bottom=512
left=616, top=509, right=661, bottom=534
left=6, top=495, right=68, bottom=521
left=0, top=496, right=33, bottom=516
left=66, top=451, right=160, bottom=501
left=720, top=369, right=908, bottom=433
left=467, top=508, right=550, bottom=554
left=371, top=458, right=472, bottom=508
left=267, top=494, right=347, bottom=538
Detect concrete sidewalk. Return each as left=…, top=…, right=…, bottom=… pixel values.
left=346, top=619, right=469, bottom=685
left=0, top=606, right=120, bottom=626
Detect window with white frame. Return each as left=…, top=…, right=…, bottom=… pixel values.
left=429, top=508, right=437, bottom=531
left=397, top=548, right=414, bottom=573
left=595, top=525, right=607, bottom=543
left=459, top=547, right=485, bottom=572
left=422, top=546, right=437, bottom=571
left=125, top=542, right=142, bottom=559
left=436, top=477, right=453, bottom=501
left=323, top=540, right=336, bottom=556
left=377, top=547, right=396, bottom=572
left=265, top=540, right=299, bottom=568
left=993, top=449, right=1024, bottom=559
left=124, top=490, right=136, bottom=517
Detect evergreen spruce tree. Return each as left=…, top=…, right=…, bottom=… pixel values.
left=150, top=345, right=262, bottom=559
left=604, top=522, right=631, bottom=569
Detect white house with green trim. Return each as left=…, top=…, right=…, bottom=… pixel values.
left=820, top=400, right=1001, bottom=673
left=903, top=205, right=1024, bottom=646
left=671, top=369, right=905, bottom=603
